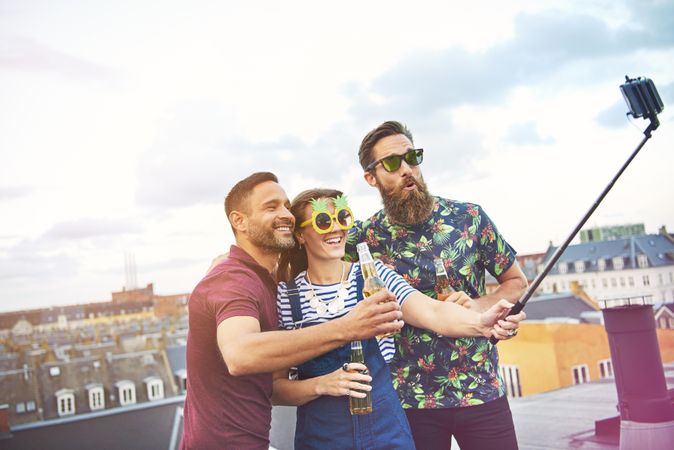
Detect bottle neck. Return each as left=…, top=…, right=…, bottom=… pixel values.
left=361, top=261, right=377, bottom=279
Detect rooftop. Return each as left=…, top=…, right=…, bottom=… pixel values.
left=510, top=362, right=674, bottom=449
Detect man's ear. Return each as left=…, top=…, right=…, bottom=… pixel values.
left=364, top=171, right=378, bottom=188
left=229, top=211, right=248, bottom=233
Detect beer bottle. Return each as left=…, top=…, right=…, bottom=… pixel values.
left=348, top=340, right=373, bottom=415
left=356, top=242, right=395, bottom=338
left=433, top=257, right=455, bottom=301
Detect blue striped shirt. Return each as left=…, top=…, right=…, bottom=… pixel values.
left=277, top=260, right=416, bottom=362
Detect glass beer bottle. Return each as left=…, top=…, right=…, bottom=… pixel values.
left=348, top=340, right=373, bottom=415
left=433, top=257, right=455, bottom=301
left=356, top=242, right=395, bottom=338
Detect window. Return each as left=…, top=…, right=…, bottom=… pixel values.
left=499, top=365, right=522, bottom=398
left=16, top=402, right=26, bottom=413
left=658, top=273, right=664, bottom=285
left=145, top=377, right=165, bottom=401
left=628, top=276, right=634, bottom=287
left=56, top=390, right=76, bottom=416
left=572, top=364, right=590, bottom=385
left=637, top=254, right=649, bottom=268
left=26, top=401, right=36, bottom=412
left=612, top=257, right=624, bottom=270
left=599, top=359, right=614, bottom=378
left=591, top=279, right=596, bottom=288
left=620, top=277, right=625, bottom=287
left=602, top=278, right=608, bottom=288
left=597, top=259, right=606, bottom=271
left=660, top=317, right=668, bottom=328
left=88, top=386, right=105, bottom=411
left=669, top=272, right=673, bottom=283
left=611, top=278, right=617, bottom=287
left=643, top=275, right=650, bottom=286
left=574, top=261, right=585, bottom=273
left=116, top=381, right=136, bottom=406
left=49, top=367, right=61, bottom=377
left=558, top=262, right=568, bottom=274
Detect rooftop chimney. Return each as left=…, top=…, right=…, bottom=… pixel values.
left=0, top=404, right=10, bottom=437
left=599, top=296, right=674, bottom=449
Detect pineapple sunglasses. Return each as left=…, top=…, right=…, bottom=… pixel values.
left=299, top=195, right=355, bottom=235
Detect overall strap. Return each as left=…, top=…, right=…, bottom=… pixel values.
left=355, top=265, right=364, bottom=302
left=285, top=279, right=304, bottom=325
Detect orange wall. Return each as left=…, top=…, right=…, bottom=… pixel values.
left=498, top=323, right=608, bottom=396
left=498, top=322, right=674, bottom=396
left=498, top=322, right=674, bottom=397
left=657, top=328, right=674, bottom=363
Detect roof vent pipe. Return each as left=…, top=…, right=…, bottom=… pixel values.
left=600, top=296, right=674, bottom=449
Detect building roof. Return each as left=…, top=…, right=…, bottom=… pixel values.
left=544, top=234, right=674, bottom=275
left=510, top=362, right=674, bottom=449
left=523, top=292, right=598, bottom=321
left=165, top=345, right=186, bottom=375
left=2, top=396, right=184, bottom=450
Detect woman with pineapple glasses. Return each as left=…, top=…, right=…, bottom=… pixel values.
left=273, top=188, right=525, bottom=449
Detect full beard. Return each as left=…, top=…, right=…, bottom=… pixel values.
left=248, top=219, right=296, bottom=253
left=379, top=174, right=434, bottom=225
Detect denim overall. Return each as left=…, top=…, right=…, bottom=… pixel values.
left=286, top=268, right=415, bottom=450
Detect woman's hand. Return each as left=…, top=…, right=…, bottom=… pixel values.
left=479, top=299, right=526, bottom=339
left=315, top=363, right=372, bottom=398
left=446, top=291, right=481, bottom=311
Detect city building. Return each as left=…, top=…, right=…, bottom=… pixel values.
left=538, top=229, right=674, bottom=303
left=579, top=223, right=646, bottom=242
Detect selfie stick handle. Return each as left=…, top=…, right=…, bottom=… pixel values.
left=490, top=116, right=659, bottom=345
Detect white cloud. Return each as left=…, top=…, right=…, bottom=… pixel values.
left=0, top=0, right=672, bottom=311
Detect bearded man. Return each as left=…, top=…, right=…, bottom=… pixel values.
left=182, top=172, right=404, bottom=449
left=346, top=122, right=528, bottom=450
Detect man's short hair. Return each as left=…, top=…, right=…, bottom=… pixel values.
left=224, top=172, right=279, bottom=220
left=358, top=121, right=414, bottom=171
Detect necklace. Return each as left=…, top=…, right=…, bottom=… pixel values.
left=304, top=262, right=350, bottom=315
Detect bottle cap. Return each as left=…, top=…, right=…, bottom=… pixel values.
left=356, top=242, right=374, bottom=263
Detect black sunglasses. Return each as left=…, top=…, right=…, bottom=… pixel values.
left=366, top=148, right=424, bottom=173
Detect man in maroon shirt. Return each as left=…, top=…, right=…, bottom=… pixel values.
left=181, top=172, right=404, bottom=449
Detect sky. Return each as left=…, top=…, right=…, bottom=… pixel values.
left=1, top=0, right=673, bottom=313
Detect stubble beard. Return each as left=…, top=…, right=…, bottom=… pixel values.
left=248, top=219, right=296, bottom=254
left=378, top=174, right=435, bottom=225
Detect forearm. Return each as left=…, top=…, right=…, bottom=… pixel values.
left=272, top=377, right=321, bottom=406
left=403, top=292, right=488, bottom=337
left=475, top=277, right=527, bottom=310
left=223, top=319, right=349, bottom=375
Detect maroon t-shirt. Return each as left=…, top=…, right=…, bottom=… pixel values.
left=181, top=245, right=279, bottom=450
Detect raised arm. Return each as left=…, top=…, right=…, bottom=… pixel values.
left=474, top=262, right=528, bottom=311
left=402, top=291, right=524, bottom=339
left=217, top=290, right=403, bottom=376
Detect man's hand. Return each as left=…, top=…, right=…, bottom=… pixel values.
left=478, top=299, right=526, bottom=340
left=337, top=289, right=403, bottom=340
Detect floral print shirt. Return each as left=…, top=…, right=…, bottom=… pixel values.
left=346, top=197, right=517, bottom=409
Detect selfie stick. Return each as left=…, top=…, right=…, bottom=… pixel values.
left=490, top=76, right=664, bottom=345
